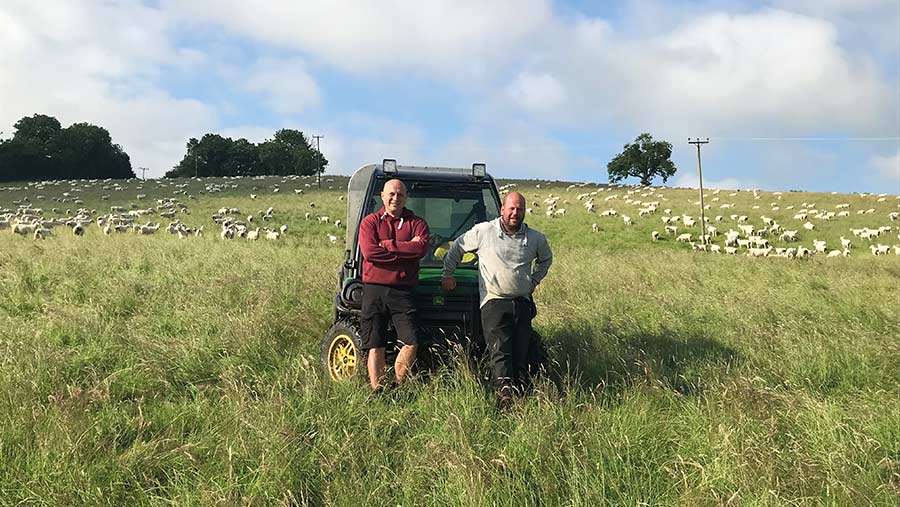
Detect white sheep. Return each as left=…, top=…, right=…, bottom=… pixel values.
left=803, top=222, right=815, bottom=231
left=676, top=233, right=692, bottom=243
left=651, top=231, right=659, bottom=241
left=591, top=223, right=600, bottom=233
left=622, top=215, right=631, bottom=225
left=327, top=234, right=338, bottom=243
left=247, top=227, right=260, bottom=240
left=265, top=229, right=280, bottom=241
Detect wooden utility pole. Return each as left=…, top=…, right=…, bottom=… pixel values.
left=688, top=138, right=710, bottom=243
left=312, top=134, right=324, bottom=188
left=140, top=167, right=148, bottom=180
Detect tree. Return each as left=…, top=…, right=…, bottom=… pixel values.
left=0, top=113, right=134, bottom=182
left=607, top=133, right=677, bottom=186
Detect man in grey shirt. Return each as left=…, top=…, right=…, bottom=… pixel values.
left=441, top=191, right=553, bottom=409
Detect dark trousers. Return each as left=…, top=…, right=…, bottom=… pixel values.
left=481, top=297, right=535, bottom=388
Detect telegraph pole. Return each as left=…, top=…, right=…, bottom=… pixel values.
left=688, top=138, right=710, bottom=243
left=312, top=134, right=324, bottom=188
left=140, top=167, right=148, bottom=180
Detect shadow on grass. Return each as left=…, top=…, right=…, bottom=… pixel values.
left=544, top=322, right=742, bottom=397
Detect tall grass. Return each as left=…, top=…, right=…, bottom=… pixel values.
left=0, top=177, right=898, bottom=505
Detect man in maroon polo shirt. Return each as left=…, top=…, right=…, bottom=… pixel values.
left=357, top=178, right=430, bottom=393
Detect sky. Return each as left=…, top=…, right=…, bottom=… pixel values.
left=1, top=0, right=898, bottom=193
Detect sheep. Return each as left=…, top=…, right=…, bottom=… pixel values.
left=706, top=225, right=718, bottom=237
left=334, top=220, right=342, bottom=228
left=724, top=246, right=738, bottom=255
left=803, top=222, right=815, bottom=231
left=591, top=223, right=600, bottom=233
left=247, top=227, right=260, bottom=240
left=780, top=230, right=799, bottom=242
left=250, top=194, right=257, bottom=199
left=327, top=234, right=338, bottom=243
left=305, top=212, right=311, bottom=220
left=870, top=244, right=890, bottom=256
left=265, top=229, right=280, bottom=241
left=651, top=230, right=659, bottom=241
left=664, top=225, right=678, bottom=235
left=690, top=241, right=708, bottom=252
left=746, top=247, right=772, bottom=257
left=279, top=225, right=288, bottom=235
left=33, top=228, right=52, bottom=239
left=890, top=212, right=899, bottom=221
left=622, top=215, right=631, bottom=226
left=710, top=244, right=721, bottom=253
left=894, top=245, right=900, bottom=255
left=676, top=233, right=692, bottom=243
left=72, top=224, right=85, bottom=236
left=826, top=249, right=843, bottom=258
left=840, top=236, right=852, bottom=250
left=682, top=216, right=696, bottom=228
left=812, top=240, right=827, bottom=253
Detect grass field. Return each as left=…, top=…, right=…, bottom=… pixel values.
left=1, top=175, right=899, bottom=506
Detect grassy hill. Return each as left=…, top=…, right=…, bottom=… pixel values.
left=1, top=175, right=898, bottom=506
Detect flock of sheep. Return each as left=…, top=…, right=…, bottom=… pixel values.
left=0, top=174, right=344, bottom=245
left=3, top=176, right=899, bottom=261
left=503, top=182, right=900, bottom=259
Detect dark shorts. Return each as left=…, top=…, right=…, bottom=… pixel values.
left=360, top=283, right=420, bottom=350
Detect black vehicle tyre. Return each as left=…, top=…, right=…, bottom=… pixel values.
left=321, top=321, right=366, bottom=382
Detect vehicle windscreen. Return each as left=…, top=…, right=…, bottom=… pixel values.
left=364, top=180, right=500, bottom=266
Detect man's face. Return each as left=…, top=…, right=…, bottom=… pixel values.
left=381, top=180, right=407, bottom=216
left=501, top=193, right=525, bottom=230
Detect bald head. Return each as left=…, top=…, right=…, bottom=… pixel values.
left=503, top=191, right=525, bottom=208
left=500, top=191, right=526, bottom=232
left=381, top=179, right=408, bottom=216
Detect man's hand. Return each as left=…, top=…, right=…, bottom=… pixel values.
left=441, top=276, right=457, bottom=291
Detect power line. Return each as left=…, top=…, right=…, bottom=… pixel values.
left=708, top=137, right=900, bottom=142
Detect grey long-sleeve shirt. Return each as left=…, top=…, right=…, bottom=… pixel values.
left=442, top=218, right=553, bottom=307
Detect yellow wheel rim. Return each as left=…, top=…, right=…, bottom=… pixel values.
left=327, top=333, right=358, bottom=381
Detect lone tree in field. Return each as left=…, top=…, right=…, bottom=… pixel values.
left=607, top=133, right=677, bottom=186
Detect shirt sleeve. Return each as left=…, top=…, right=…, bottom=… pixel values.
left=442, top=224, right=482, bottom=278
left=358, top=215, right=399, bottom=264
left=531, top=233, right=553, bottom=286
left=380, top=217, right=430, bottom=259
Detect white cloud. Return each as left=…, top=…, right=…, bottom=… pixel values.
left=162, top=0, right=554, bottom=83
left=0, top=1, right=219, bottom=178
left=870, top=151, right=900, bottom=182
left=504, top=8, right=898, bottom=140
left=507, top=73, right=566, bottom=112
left=238, top=57, right=320, bottom=115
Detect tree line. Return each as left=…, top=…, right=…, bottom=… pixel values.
left=2, top=113, right=676, bottom=185
left=0, top=114, right=135, bottom=182
left=164, top=129, right=327, bottom=178
left=0, top=114, right=328, bottom=182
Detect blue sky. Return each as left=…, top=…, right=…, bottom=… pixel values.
left=1, top=0, right=898, bottom=193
